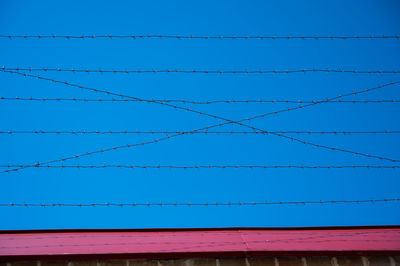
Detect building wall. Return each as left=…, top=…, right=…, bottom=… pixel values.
left=2, top=256, right=400, bottom=266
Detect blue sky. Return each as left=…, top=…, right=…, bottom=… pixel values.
left=0, top=0, right=399, bottom=229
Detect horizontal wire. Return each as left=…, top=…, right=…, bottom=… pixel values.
left=1, top=70, right=399, bottom=175
left=1, top=165, right=399, bottom=169
left=2, top=72, right=399, bottom=162
left=2, top=97, right=400, bottom=104
left=1, top=34, right=399, bottom=39
left=1, top=130, right=399, bottom=135
left=2, top=72, right=399, bottom=166
left=2, top=67, right=400, bottom=74
left=0, top=199, right=398, bottom=207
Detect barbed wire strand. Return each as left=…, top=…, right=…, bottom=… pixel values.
left=1, top=34, right=399, bottom=39
left=2, top=130, right=399, bottom=135
left=2, top=96, right=400, bottom=104
left=1, top=198, right=398, bottom=207
left=1, top=165, right=399, bottom=169
left=2, top=67, right=400, bottom=74
left=1, top=70, right=399, bottom=174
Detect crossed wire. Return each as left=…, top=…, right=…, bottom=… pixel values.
left=1, top=69, right=399, bottom=174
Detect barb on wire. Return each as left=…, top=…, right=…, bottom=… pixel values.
left=2, top=97, right=400, bottom=104
left=1, top=130, right=400, bottom=135
left=1, top=198, right=399, bottom=207
left=1, top=34, right=399, bottom=39
left=1, top=69, right=399, bottom=175
left=2, top=67, right=400, bottom=74
left=0, top=165, right=399, bottom=169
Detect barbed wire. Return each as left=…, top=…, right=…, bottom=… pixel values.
left=1, top=69, right=399, bottom=174
left=1, top=34, right=399, bottom=39
left=0, top=135, right=180, bottom=174
left=1, top=165, right=399, bottom=169
left=1, top=198, right=398, bottom=207
left=2, top=67, right=400, bottom=74
left=2, top=71, right=399, bottom=169
left=2, top=96, right=400, bottom=104
left=1, top=130, right=399, bottom=135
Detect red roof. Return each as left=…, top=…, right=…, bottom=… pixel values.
left=1, top=226, right=399, bottom=261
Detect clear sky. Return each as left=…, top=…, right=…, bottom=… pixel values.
left=0, top=0, right=399, bottom=230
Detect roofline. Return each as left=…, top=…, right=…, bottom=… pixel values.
left=2, top=226, right=399, bottom=261
left=1, top=225, right=399, bottom=234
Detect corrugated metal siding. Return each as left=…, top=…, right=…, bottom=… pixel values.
left=1, top=227, right=399, bottom=259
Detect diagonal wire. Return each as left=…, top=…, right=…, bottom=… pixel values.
left=1, top=70, right=399, bottom=169
left=1, top=70, right=399, bottom=174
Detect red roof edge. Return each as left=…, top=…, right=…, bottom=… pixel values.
left=1, top=226, right=399, bottom=261
left=1, top=225, right=399, bottom=234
